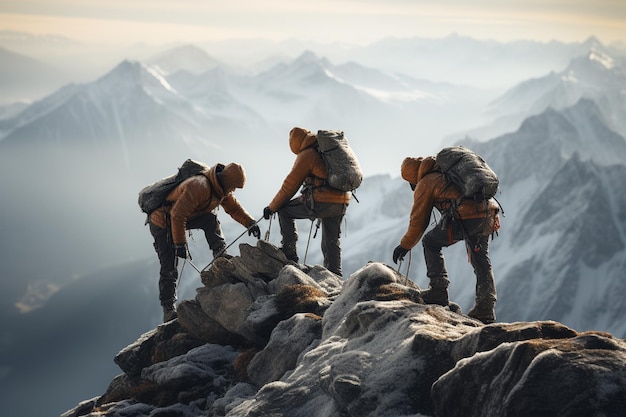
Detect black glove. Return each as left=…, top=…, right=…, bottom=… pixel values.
left=248, top=222, right=261, bottom=239
left=263, top=206, right=273, bottom=220
left=392, top=245, right=409, bottom=264
left=174, top=243, right=188, bottom=259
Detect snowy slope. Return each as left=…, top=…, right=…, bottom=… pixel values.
left=452, top=100, right=626, bottom=336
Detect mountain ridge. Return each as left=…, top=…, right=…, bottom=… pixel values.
left=59, top=242, right=626, bottom=417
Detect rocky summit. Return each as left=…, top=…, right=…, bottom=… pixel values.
left=62, top=240, right=626, bottom=417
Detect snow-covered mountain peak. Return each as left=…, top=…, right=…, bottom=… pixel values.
left=146, top=44, right=223, bottom=75
left=484, top=44, right=626, bottom=141
left=287, top=50, right=331, bottom=78
left=565, top=49, right=620, bottom=82
left=588, top=48, right=615, bottom=70
left=94, top=59, right=178, bottom=103
left=294, top=49, right=318, bottom=63
left=581, top=36, right=604, bottom=52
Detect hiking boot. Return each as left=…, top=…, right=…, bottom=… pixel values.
left=280, top=244, right=299, bottom=263
left=467, top=305, right=495, bottom=324
left=212, top=247, right=233, bottom=260
left=419, top=287, right=449, bottom=306
left=162, top=304, right=177, bottom=322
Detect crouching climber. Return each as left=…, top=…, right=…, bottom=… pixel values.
left=392, top=155, right=500, bottom=324
left=148, top=162, right=260, bottom=322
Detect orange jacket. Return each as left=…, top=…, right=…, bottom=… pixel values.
left=268, top=127, right=350, bottom=212
left=150, top=163, right=254, bottom=245
left=399, top=156, right=498, bottom=250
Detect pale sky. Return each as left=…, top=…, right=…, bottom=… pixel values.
left=1, top=0, right=625, bottom=46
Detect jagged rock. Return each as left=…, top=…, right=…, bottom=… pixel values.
left=177, top=299, right=247, bottom=347
left=432, top=332, right=626, bottom=416
left=268, top=264, right=327, bottom=294
left=140, top=343, right=239, bottom=406
left=60, top=397, right=98, bottom=417
left=201, top=256, right=239, bottom=288
left=304, top=264, right=346, bottom=296
left=196, top=282, right=258, bottom=343
left=374, top=282, right=422, bottom=302
left=95, top=344, right=240, bottom=416
left=322, top=261, right=421, bottom=338
left=114, top=320, right=186, bottom=378
left=64, top=249, right=626, bottom=417
left=238, top=242, right=292, bottom=279
left=247, top=313, right=323, bottom=387
left=275, top=283, right=331, bottom=318
left=96, top=373, right=135, bottom=405
left=211, top=382, right=258, bottom=416
left=203, top=241, right=295, bottom=288
left=225, top=255, right=260, bottom=283
left=256, top=239, right=296, bottom=265
left=150, top=331, right=206, bottom=364
left=243, top=294, right=282, bottom=346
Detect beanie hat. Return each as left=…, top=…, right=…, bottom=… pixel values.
left=220, top=163, right=246, bottom=193
left=401, top=157, right=423, bottom=184
left=289, top=127, right=316, bottom=154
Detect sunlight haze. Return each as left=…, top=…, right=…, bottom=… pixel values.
left=1, top=0, right=625, bottom=45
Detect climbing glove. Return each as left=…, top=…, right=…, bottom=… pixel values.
left=174, top=243, right=188, bottom=259
left=392, top=245, right=409, bottom=264
left=263, top=206, right=273, bottom=220
left=248, top=221, right=261, bottom=239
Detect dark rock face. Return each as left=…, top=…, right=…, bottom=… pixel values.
left=62, top=242, right=626, bottom=417
left=432, top=332, right=626, bottom=417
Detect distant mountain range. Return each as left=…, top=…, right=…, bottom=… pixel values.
left=481, top=47, right=626, bottom=141
left=0, top=45, right=69, bottom=104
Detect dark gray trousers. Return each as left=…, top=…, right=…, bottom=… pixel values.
left=422, top=217, right=496, bottom=306
left=277, top=199, right=347, bottom=276
left=150, top=212, right=226, bottom=306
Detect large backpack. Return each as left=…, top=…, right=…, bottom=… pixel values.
left=316, top=130, right=363, bottom=192
left=436, top=146, right=499, bottom=201
left=138, top=159, right=210, bottom=219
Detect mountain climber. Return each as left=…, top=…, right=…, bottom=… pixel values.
left=392, top=156, right=500, bottom=324
left=263, top=127, right=350, bottom=277
left=148, top=162, right=260, bottom=322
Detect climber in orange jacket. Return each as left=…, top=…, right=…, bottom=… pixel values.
left=392, top=156, right=500, bottom=324
left=149, top=162, right=260, bottom=322
left=263, top=127, right=350, bottom=277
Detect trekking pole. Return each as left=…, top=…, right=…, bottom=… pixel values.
left=303, top=219, right=315, bottom=265
left=405, top=250, right=412, bottom=282
left=395, top=250, right=412, bottom=285
left=303, top=219, right=321, bottom=265
left=264, top=215, right=273, bottom=241
left=201, top=216, right=264, bottom=272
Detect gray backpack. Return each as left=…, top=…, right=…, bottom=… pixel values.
left=138, top=159, right=210, bottom=218
left=436, top=146, right=499, bottom=200
left=316, top=130, right=363, bottom=192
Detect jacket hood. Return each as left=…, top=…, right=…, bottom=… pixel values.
left=401, top=156, right=436, bottom=184
left=209, top=162, right=246, bottom=196
left=289, top=127, right=317, bottom=155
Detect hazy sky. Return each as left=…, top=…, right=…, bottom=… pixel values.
left=1, top=0, right=625, bottom=46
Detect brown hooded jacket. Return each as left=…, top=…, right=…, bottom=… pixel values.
left=268, top=127, right=350, bottom=212
left=149, top=163, right=254, bottom=245
left=399, top=156, right=498, bottom=250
